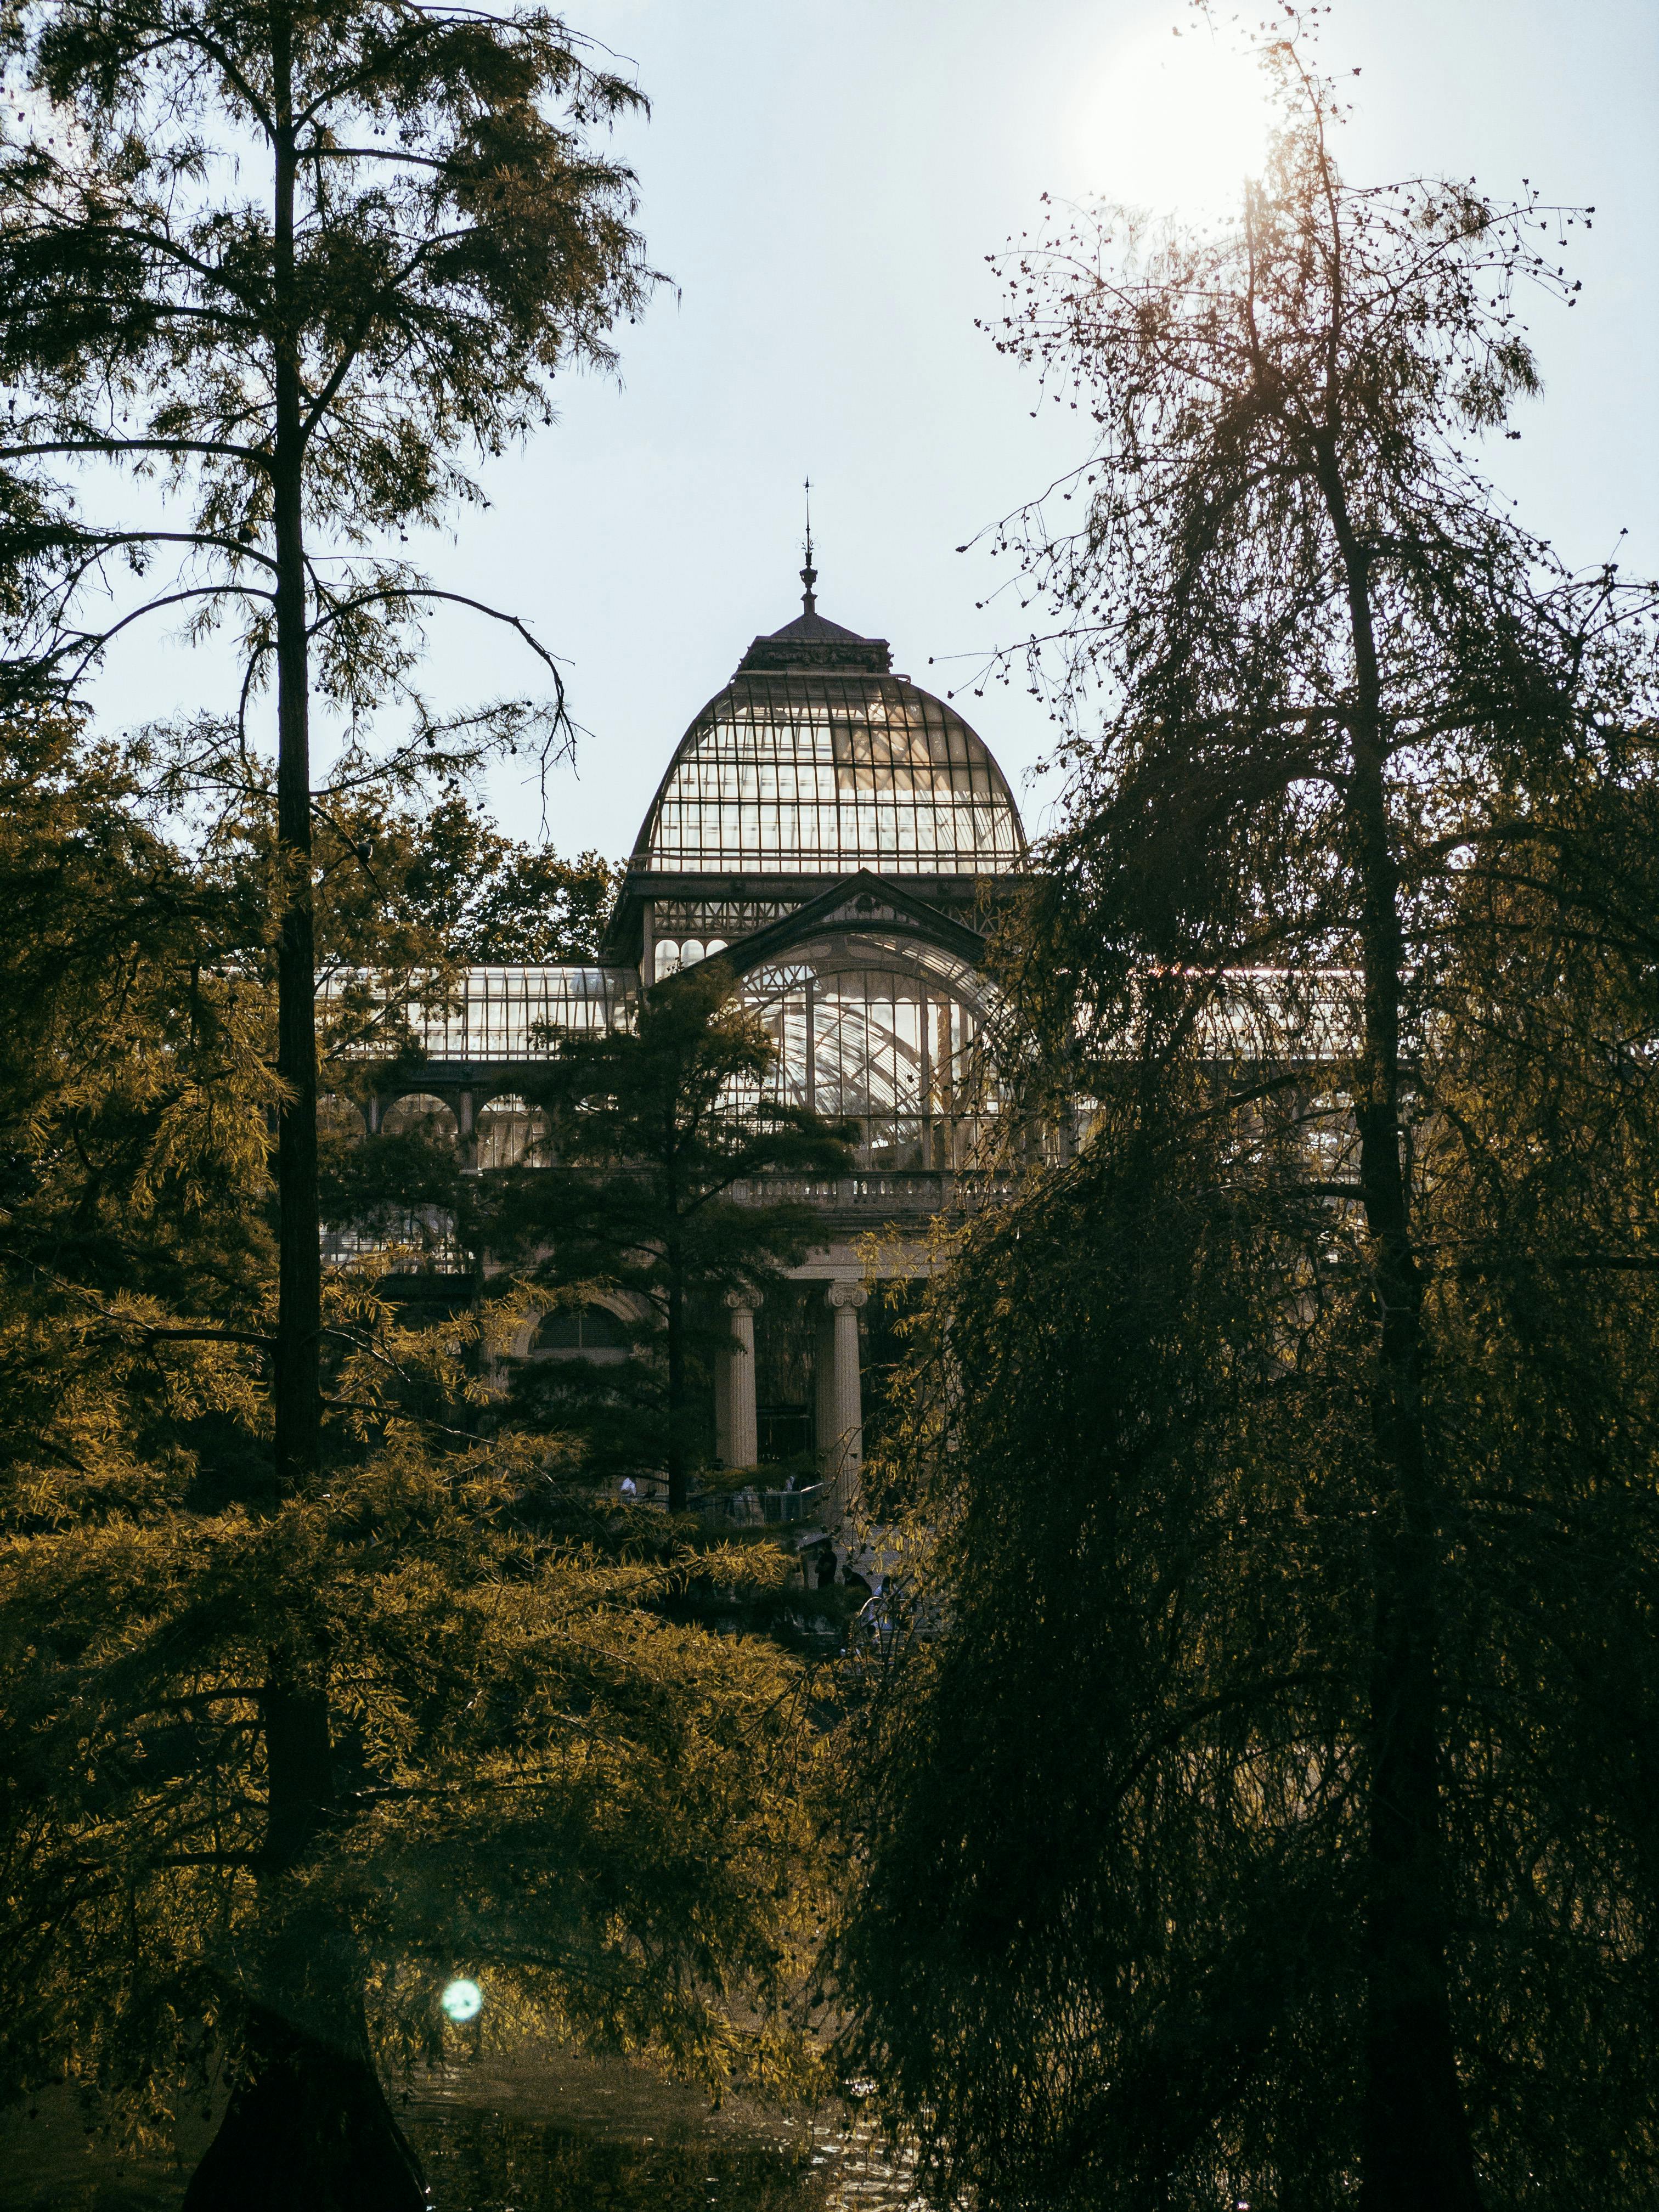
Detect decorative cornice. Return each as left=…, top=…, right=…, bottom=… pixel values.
left=736, top=634, right=893, bottom=675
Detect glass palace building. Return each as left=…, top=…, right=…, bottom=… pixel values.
left=354, top=570, right=1029, bottom=1515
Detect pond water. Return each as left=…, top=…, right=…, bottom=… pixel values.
left=15, top=2049, right=919, bottom=2212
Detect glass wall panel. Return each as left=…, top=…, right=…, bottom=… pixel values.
left=381, top=1092, right=458, bottom=1146
left=318, top=1093, right=367, bottom=1144
left=321, top=966, right=633, bottom=1060
left=476, top=1092, right=550, bottom=1170
left=533, top=1303, right=630, bottom=1356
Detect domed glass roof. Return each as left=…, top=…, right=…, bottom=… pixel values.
left=634, top=592, right=1026, bottom=877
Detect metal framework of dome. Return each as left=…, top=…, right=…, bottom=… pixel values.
left=633, top=572, right=1026, bottom=878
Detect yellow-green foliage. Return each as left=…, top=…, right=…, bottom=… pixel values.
left=0, top=711, right=829, bottom=2141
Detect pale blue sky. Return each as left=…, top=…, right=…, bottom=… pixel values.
left=97, top=0, right=1659, bottom=863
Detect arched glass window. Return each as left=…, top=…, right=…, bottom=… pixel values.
left=381, top=1092, right=459, bottom=1146
left=476, top=1092, right=550, bottom=1170
left=654, top=935, right=730, bottom=983
left=735, top=938, right=997, bottom=1169
left=533, top=1303, right=631, bottom=1357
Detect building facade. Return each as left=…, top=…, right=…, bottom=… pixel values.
left=343, top=571, right=1029, bottom=1519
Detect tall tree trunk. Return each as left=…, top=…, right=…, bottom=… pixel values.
left=185, top=1671, right=423, bottom=2212
left=1319, top=444, right=1482, bottom=2211
left=186, top=18, right=422, bottom=2204
left=664, top=1115, right=689, bottom=1511
left=268, top=10, right=320, bottom=1503
left=183, top=2000, right=428, bottom=2212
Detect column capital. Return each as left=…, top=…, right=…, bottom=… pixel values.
left=826, top=1279, right=868, bottom=1312
left=725, top=1286, right=764, bottom=1313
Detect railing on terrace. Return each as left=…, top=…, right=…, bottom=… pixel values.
left=321, top=1218, right=470, bottom=1275
left=693, top=1480, right=830, bottom=1530
left=733, top=1169, right=1017, bottom=1211
left=319, top=1166, right=1023, bottom=1276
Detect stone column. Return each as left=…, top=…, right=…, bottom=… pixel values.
left=815, top=1302, right=838, bottom=1480
left=717, top=1289, right=761, bottom=1469
left=821, top=1280, right=867, bottom=1514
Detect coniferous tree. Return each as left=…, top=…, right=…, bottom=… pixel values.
left=484, top=962, right=856, bottom=1516
left=0, top=6, right=650, bottom=2194
left=0, top=0, right=648, bottom=1482
left=0, top=719, right=827, bottom=2208
left=839, top=26, right=1659, bottom=2212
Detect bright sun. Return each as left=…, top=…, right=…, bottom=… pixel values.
left=1071, top=17, right=1274, bottom=218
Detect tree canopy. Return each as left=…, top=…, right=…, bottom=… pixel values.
left=0, top=709, right=833, bottom=2211
left=839, top=26, right=1659, bottom=2212
left=0, top=7, right=659, bottom=2197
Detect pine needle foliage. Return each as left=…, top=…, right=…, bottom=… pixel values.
left=0, top=0, right=653, bottom=1488
left=484, top=963, right=857, bottom=1515
left=0, top=713, right=830, bottom=2207
left=0, top=10, right=664, bottom=2196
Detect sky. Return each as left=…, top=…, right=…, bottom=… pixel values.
left=92, top=0, right=1659, bottom=863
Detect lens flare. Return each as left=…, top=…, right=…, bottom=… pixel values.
left=1072, top=16, right=1273, bottom=217
left=441, top=1977, right=483, bottom=2023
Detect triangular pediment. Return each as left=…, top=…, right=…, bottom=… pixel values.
left=674, top=870, right=988, bottom=983
left=812, top=878, right=940, bottom=933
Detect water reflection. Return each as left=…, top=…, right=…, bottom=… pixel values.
left=15, top=2053, right=918, bottom=2212
left=406, top=2057, right=917, bottom=2212
left=413, top=2109, right=822, bottom=2212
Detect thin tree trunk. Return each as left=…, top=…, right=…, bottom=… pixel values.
left=664, top=1108, right=689, bottom=1511
left=667, top=1255, right=687, bottom=1513
left=1318, top=442, right=1482, bottom=2212
left=185, top=16, right=422, bottom=2203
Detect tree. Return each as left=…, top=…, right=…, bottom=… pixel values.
left=304, top=788, right=617, bottom=965
left=0, top=5, right=648, bottom=2191
left=454, top=835, right=617, bottom=963
left=839, top=24, right=1659, bottom=2212
left=0, top=0, right=648, bottom=1480
left=0, top=713, right=829, bottom=2208
left=485, top=962, right=856, bottom=1516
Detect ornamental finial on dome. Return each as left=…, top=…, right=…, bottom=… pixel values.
left=800, top=476, right=817, bottom=614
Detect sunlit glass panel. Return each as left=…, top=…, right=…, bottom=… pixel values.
left=644, top=675, right=1026, bottom=875
left=320, top=967, right=634, bottom=1060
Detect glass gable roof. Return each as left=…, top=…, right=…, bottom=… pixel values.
left=637, top=670, right=1026, bottom=877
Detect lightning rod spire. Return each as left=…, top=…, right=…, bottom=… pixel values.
left=800, top=476, right=817, bottom=614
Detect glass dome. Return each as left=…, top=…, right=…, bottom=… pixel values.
left=634, top=598, right=1026, bottom=877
